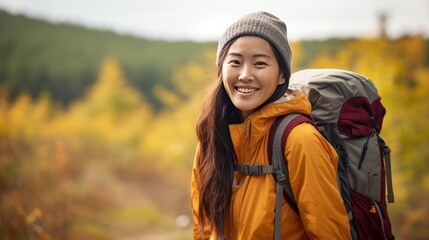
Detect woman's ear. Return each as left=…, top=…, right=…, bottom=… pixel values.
left=278, top=74, right=286, bottom=85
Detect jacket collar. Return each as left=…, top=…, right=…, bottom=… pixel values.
left=229, top=89, right=312, bottom=148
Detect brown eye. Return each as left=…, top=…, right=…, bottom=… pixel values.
left=255, top=61, right=267, bottom=67
left=229, top=60, right=240, bottom=65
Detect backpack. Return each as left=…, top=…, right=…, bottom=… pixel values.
left=236, top=69, right=394, bottom=240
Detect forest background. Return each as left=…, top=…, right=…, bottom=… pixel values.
left=1, top=9, right=429, bottom=240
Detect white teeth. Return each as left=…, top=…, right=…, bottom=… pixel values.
left=237, top=88, right=257, bottom=93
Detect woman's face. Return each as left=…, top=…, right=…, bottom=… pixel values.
left=222, top=36, right=285, bottom=120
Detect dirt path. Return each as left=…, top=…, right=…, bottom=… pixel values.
left=117, top=229, right=191, bottom=240
left=81, top=161, right=192, bottom=240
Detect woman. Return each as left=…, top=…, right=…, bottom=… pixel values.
left=191, top=11, right=351, bottom=239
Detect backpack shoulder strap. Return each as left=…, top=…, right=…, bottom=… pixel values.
left=269, top=113, right=313, bottom=240
left=269, top=113, right=313, bottom=214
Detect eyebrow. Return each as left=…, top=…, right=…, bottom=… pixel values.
left=228, top=52, right=272, bottom=59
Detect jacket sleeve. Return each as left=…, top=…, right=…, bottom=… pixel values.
left=191, top=144, right=214, bottom=240
left=285, top=123, right=352, bottom=240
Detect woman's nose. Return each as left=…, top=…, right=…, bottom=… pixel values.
left=239, top=65, right=254, bottom=81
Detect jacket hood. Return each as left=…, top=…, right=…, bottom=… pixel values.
left=229, top=89, right=311, bottom=148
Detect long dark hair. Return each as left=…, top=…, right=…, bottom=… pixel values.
left=195, top=37, right=290, bottom=237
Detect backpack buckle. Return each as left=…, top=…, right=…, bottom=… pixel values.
left=275, top=169, right=287, bottom=184
left=246, top=164, right=263, bottom=175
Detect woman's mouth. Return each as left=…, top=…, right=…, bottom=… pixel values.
left=236, top=87, right=258, bottom=93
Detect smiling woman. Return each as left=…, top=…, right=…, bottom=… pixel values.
left=191, top=11, right=352, bottom=240
left=221, top=36, right=285, bottom=119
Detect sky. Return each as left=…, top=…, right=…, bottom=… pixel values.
left=0, top=0, right=428, bottom=42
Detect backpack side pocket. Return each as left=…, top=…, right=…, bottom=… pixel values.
left=350, top=189, right=394, bottom=240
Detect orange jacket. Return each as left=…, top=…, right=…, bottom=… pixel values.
left=191, top=90, right=352, bottom=240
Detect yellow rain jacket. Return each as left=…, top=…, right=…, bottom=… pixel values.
left=191, top=90, right=352, bottom=240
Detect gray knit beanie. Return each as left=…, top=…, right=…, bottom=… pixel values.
left=216, top=11, right=292, bottom=76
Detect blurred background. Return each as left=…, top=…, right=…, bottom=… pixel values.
left=0, top=0, right=428, bottom=239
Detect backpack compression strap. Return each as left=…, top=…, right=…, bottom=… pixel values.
left=269, top=113, right=313, bottom=240
left=375, top=132, right=395, bottom=203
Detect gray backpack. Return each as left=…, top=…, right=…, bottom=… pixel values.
left=236, top=69, right=394, bottom=240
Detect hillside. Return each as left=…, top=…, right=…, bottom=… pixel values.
left=1, top=9, right=373, bottom=110
left=0, top=9, right=216, bottom=109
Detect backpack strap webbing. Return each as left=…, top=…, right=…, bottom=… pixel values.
left=376, top=133, right=395, bottom=203
left=269, top=113, right=313, bottom=240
